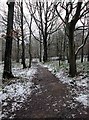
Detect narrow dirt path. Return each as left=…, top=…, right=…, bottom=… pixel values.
left=7, top=62, right=89, bottom=119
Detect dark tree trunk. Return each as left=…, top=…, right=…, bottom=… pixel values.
left=81, top=45, right=84, bottom=63
left=28, top=17, right=32, bottom=68
left=81, top=24, right=84, bottom=63
left=43, top=2, right=48, bottom=63
left=21, top=1, right=26, bottom=68
left=29, top=35, right=32, bottom=68
left=39, top=38, right=42, bottom=62
left=43, top=37, right=48, bottom=62
left=67, top=1, right=82, bottom=77
left=60, top=39, right=62, bottom=60
left=3, top=2, right=15, bottom=79
left=69, top=23, right=76, bottom=77
left=87, top=41, right=89, bottom=61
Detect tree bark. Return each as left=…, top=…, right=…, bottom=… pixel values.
left=81, top=27, right=84, bottom=63
left=87, top=41, right=89, bottom=61
left=39, top=35, right=42, bottom=62
left=28, top=16, right=32, bottom=68
left=21, top=1, right=26, bottom=68
left=3, top=2, right=15, bottom=79
left=67, top=1, right=82, bottom=77
left=29, top=35, right=32, bottom=68
left=43, top=37, right=48, bottom=62
left=43, top=6, right=48, bottom=63
left=16, top=36, right=20, bottom=63
left=69, top=23, right=76, bottom=77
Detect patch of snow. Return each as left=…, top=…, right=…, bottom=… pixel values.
left=0, top=91, right=2, bottom=103
left=56, top=70, right=72, bottom=85
left=63, top=103, right=66, bottom=107
left=27, top=68, right=37, bottom=77
left=52, top=103, right=57, bottom=107
left=76, top=78, right=88, bottom=87
left=54, top=109, right=58, bottom=112
left=75, top=94, right=89, bottom=107
left=12, top=67, right=37, bottom=79
left=0, top=64, right=39, bottom=119
left=3, top=102, right=7, bottom=106
left=71, top=114, right=76, bottom=118
left=0, top=63, right=3, bottom=83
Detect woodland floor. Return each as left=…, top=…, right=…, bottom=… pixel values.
left=2, top=61, right=89, bottom=120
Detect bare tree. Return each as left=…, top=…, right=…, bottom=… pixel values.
left=54, top=0, right=89, bottom=77
left=20, top=0, right=26, bottom=68
left=86, top=3, right=89, bottom=61
left=25, top=0, right=61, bottom=62
left=3, top=1, right=15, bottom=79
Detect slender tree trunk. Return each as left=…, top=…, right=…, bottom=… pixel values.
left=87, top=41, right=89, bottom=61
left=29, top=17, right=32, bottom=68
left=39, top=38, right=42, bottom=62
left=81, top=42, right=84, bottom=63
left=81, top=23, right=84, bottom=63
left=69, top=24, right=76, bottom=77
left=60, top=40, right=62, bottom=60
left=43, top=37, right=47, bottom=62
left=3, top=2, right=15, bottom=79
left=21, top=1, right=26, bottom=68
left=28, top=36, right=32, bottom=68
left=63, top=35, right=66, bottom=61
left=16, top=36, right=20, bottom=63
left=43, top=4, right=48, bottom=63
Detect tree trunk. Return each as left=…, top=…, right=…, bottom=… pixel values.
left=28, top=34, right=32, bottom=67
left=16, top=36, right=20, bottom=63
left=81, top=23, right=84, bottom=63
left=81, top=46, right=84, bottom=63
left=29, top=17, right=32, bottom=68
left=69, top=24, right=76, bottom=77
left=3, top=2, right=15, bottom=79
left=63, top=35, right=66, bottom=61
left=39, top=39, right=42, bottom=62
left=21, top=1, right=26, bottom=68
left=43, top=37, right=47, bottom=62
left=87, top=41, right=89, bottom=61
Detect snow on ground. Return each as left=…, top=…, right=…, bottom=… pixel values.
left=12, top=64, right=37, bottom=79
left=75, top=94, right=88, bottom=106
left=41, top=60, right=89, bottom=107
left=0, top=62, right=3, bottom=85
left=0, top=62, right=39, bottom=119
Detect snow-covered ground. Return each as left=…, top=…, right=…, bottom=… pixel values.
left=0, top=62, right=3, bottom=85
left=41, top=60, right=89, bottom=107
left=0, top=63, right=39, bottom=119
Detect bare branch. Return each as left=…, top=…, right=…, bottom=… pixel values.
left=75, top=30, right=89, bottom=56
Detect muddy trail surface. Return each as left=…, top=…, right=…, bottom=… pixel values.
left=2, top=62, right=89, bottom=120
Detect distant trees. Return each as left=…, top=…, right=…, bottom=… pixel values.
left=3, top=1, right=15, bottom=78
left=25, top=0, right=61, bottom=62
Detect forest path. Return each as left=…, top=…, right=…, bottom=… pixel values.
left=9, top=62, right=89, bottom=119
